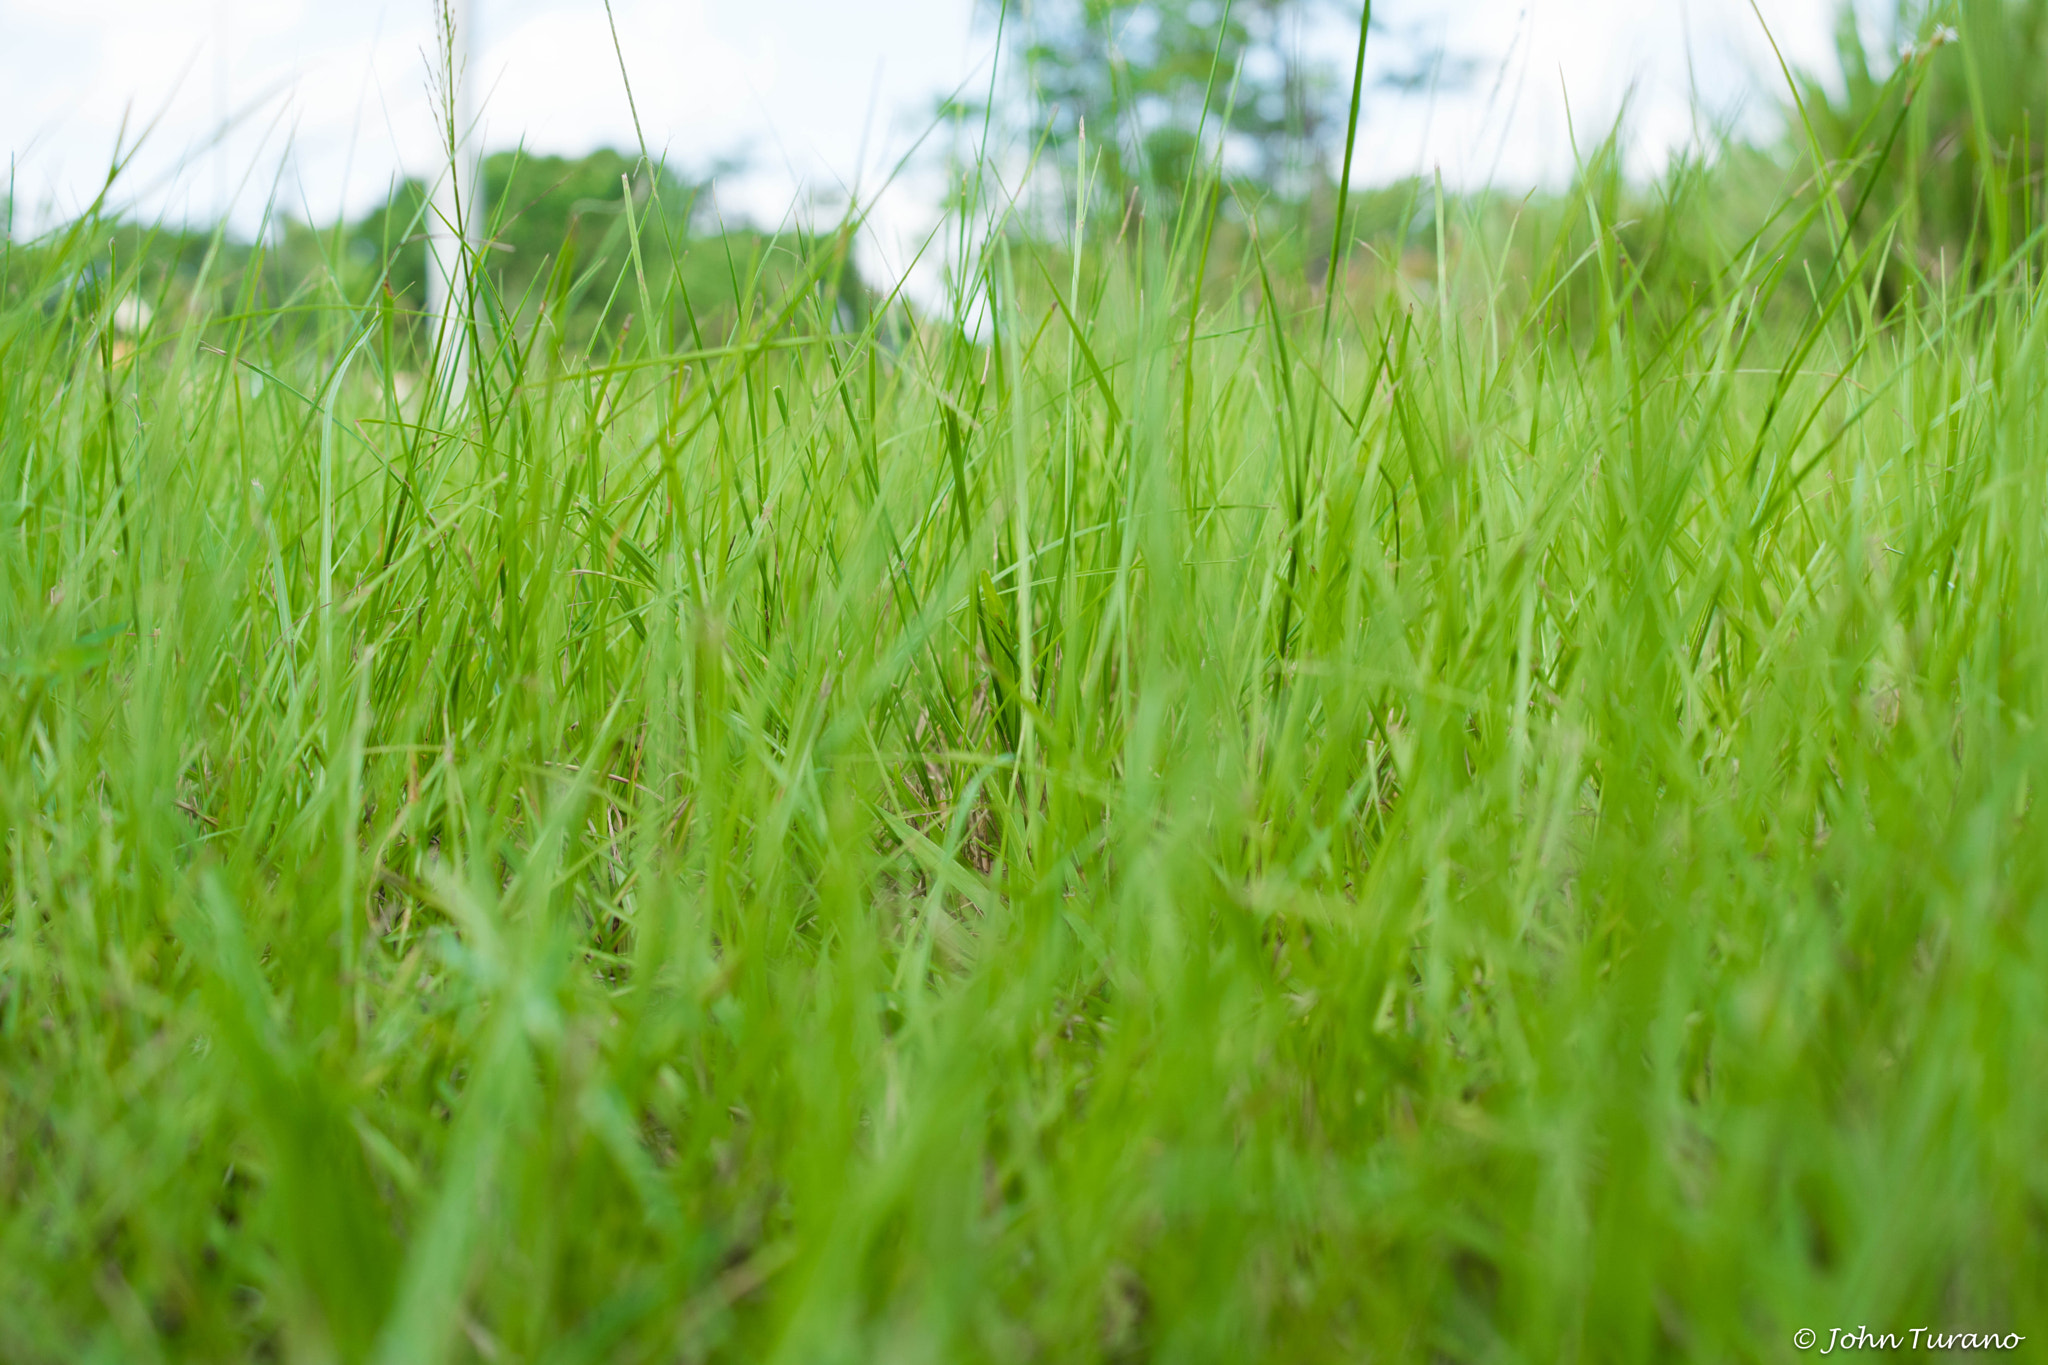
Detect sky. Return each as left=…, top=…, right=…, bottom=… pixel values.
left=1, top=0, right=1851, bottom=288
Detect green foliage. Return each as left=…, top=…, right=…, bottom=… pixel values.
left=4, top=69, right=2048, bottom=1365
left=339, top=150, right=865, bottom=352
left=0, top=148, right=872, bottom=381
left=1008, top=0, right=1348, bottom=209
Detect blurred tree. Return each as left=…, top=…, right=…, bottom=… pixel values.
left=344, top=148, right=868, bottom=352
left=992, top=0, right=1463, bottom=216
left=483, top=148, right=702, bottom=288
left=1021, top=0, right=1326, bottom=199
left=346, top=151, right=695, bottom=341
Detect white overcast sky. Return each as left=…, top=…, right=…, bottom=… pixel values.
left=2, top=0, right=1849, bottom=285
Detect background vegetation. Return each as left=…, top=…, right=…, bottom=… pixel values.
left=2, top=1, right=2046, bottom=1360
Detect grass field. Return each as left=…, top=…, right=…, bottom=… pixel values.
left=4, top=56, right=2048, bottom=1361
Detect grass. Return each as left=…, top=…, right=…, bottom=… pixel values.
left=3, top=75, right=2047, bottom=1362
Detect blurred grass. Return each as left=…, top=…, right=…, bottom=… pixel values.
left=3, top=16, right=2048, bottom=1360
left=1799, top=0, right=2048, bottom=290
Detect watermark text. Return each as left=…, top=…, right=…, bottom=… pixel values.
left=1793, top=1326, right=2025, bottom=1353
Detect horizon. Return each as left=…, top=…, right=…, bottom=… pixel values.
left=6, top=0, right=1851, bottom=292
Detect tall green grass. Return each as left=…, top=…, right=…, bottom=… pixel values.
left=3, top=79, right=2047, bottom=1362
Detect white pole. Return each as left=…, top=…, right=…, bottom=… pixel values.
left=426, top=0, right=477, bottom=404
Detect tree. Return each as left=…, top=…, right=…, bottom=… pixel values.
left=1008, top=0, right=1332, bottom=206
left=994, top=0, right=1459, bottom=216
left=344, top=148, right=868, bottom=352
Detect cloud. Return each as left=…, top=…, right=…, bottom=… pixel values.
left=478, top=2, right=770, bottom=159
left=1364, top=0, right=1841, bottom=189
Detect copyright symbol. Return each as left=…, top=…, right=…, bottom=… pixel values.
left=1794, top=1329, right=1817, bottom=1350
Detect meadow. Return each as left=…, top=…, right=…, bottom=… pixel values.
left=3, top=29, right=2047, bottom=1361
